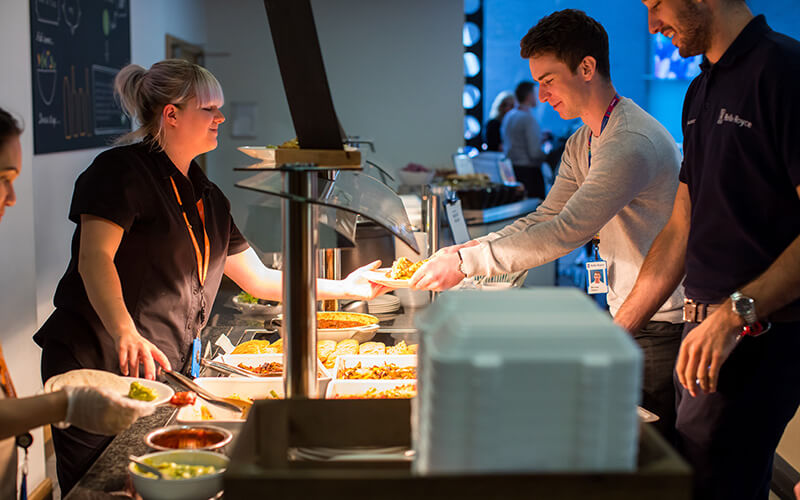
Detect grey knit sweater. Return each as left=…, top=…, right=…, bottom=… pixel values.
left=459, top=97, right=684, bottom=322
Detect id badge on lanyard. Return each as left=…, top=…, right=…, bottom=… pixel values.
left=586, top=236, right=609, bottom=295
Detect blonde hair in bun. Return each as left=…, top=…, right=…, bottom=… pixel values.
left=114, top=59, right=224, bottom=149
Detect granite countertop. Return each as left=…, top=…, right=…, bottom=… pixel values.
left=64, top=288, right=422, bottom=498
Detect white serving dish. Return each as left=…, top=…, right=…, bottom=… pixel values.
left=219, top=353, right=332, bottom=380
left=332, top=354, right=417, bottom=380
left=175, top=377, right=284, bottom=429
left=128, top=450, right=228, bottom=500
left=325, top=379, right=417, bottom=399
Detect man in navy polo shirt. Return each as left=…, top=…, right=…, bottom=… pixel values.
left=614, top=0, right=800, bottom=498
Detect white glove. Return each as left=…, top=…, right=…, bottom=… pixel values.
left=59, top=386, right=155, bottom=435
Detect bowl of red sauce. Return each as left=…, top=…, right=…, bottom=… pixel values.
left=144, top=425, right=233, bottom=452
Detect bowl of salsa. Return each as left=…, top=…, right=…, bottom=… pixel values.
left=144, top=425, right=232, bottom=452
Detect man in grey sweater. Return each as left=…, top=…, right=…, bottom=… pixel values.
left=502, top=81, right=546, bottom=198
left=411, top=9, right=684, bottom=440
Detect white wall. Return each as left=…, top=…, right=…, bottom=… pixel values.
left=202, top=0, right=463, bottom=230
left=0, top=0, right=208, bottom=495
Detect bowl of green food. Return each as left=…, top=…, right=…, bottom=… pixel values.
left=129, top=450, right=229, bottom=500
left=231, top=291, right=281, bottom=316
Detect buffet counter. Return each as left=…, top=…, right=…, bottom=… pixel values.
left=63, top=295, right=425, bottom=499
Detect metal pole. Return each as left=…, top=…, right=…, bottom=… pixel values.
left=425, top=188, right=440, bottom=302
left=282, top=168, right=319, bottom=399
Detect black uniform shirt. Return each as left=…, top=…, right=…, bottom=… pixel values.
left=34, top=141, right=249, bottom=373
left=680, top=15, right=800, bottom=303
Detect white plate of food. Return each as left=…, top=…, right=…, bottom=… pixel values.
left=364, top=257, right=428, bottom=288
left=363, top=268, right=412, bottom=288
left=44, top=368, right=174, bottom=406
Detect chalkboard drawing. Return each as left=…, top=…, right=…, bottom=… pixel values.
left=92, top=65, right=129, bottom=136
left=36, top=50, right=57, bottom=106
left=63, top=0, right=81, bottom=36
left=34, top=0, right=60, bottom=26
left=63, top=66, right=91, bottom=140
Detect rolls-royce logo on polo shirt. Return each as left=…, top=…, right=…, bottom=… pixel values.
left=716, top=108, right=753, bottom=128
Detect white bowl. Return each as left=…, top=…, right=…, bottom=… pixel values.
left=398, top=169, right=434, bottom=186
left=128, top=450, right=229, bottom=500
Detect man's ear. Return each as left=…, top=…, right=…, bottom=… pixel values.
left=162, top=104, right=179, bottom=127
left=579, top=56, right=597, bottom=81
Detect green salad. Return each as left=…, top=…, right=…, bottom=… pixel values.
left=127, top=381, right=157, bottom=402
left=136, top=459, right=218, bottom=480
left=237, top=291, right=259, bottom=304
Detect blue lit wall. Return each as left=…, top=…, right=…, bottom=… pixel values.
left=483, top=0, right=800, bottom=144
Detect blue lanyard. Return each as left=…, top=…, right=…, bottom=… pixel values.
left=588, top=94, right=620, bottom=256
left=587, top=94, right=620, bottom=169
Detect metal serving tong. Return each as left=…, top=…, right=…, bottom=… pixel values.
left=200, top=358, right=263, bottom=379
left=162, top=369, right=245, bottom=413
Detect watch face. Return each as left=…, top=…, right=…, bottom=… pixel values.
left=735, top=296, right=755, bottom=315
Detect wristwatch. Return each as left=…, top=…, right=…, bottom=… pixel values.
left=730, top=291, right=758, bottom=326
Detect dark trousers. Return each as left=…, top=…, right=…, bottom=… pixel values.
left=634, top=321, right=683, bottom=443
left=675, top=321, right=800, bottom=500
left=41, top=341, right=114, bottom=496
left=512, top=165, right=545, bottom=199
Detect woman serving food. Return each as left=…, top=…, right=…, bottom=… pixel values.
left=32, top=59, right=385, bottom=494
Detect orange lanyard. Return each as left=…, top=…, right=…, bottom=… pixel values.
left=170, top=177, right=210, bottom=286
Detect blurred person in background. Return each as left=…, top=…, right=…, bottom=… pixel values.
left=484, top=90, right=515, bottom=152
left=501, top=80, right=546, bottom=198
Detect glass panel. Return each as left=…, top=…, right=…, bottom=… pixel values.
left=463, top=84, right=481, bottom=109
left=463, top=52, right=480, bottom=77
left=463, top=22, right=480, bottom=47
left=235, top=169, right=420, bottom=254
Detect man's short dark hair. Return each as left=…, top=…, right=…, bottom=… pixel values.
left=514, top=81, right=535, bottom=103
left=520, top=9, right=611, bottom=80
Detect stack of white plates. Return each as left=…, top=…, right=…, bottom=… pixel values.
left=413, top=289, right=643, bottom=475
left=368, top=294, right=401, bottom=314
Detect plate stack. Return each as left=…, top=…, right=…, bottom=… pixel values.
left=413, top=288, right=642, bottom=475
left=367, top=294, right=401, bottom=314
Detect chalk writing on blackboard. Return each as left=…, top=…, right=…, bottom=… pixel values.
left=29, top=0, right=131, bottom=154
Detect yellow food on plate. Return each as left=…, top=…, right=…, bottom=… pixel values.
left=200, top=406, right=213, bottom=421
left=325, top=339, right=359, bottom=369
left=387, top=340, right=417, bottom=355
left=358, top=341, right=386, bottom=356
left=387, top=257, right=427, bottom=280
left=269, top=338, right=283, bottom=353
left=232, top=340, right=274, bottom=355
left=317, top=340, right=336, bottom=365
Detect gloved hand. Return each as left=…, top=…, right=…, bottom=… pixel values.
left=58, top=386, right=155, bottom=435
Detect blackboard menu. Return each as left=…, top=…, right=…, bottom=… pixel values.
left=29, top=0, right=131, bottom=154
